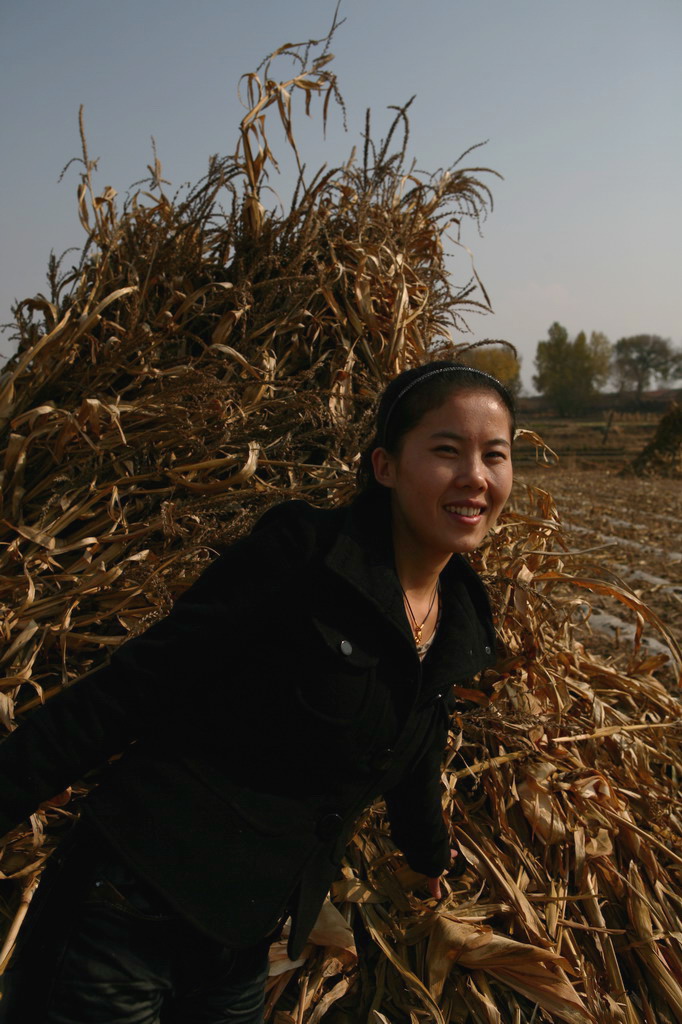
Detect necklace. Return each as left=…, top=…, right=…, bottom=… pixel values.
left=401, top=580, right=440, bottom=646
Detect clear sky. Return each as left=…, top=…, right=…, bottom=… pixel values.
left=1, top=0, right=680, bottom=391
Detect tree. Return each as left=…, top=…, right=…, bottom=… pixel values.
left=533, top=323, right=611, bottom=415
left=463, top=342, right=522, bottom=397
left=588, top=331, right=612, bottom=389
left=612, top=335, right=679, bottom=402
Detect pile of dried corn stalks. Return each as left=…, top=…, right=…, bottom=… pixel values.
left=628, top=402, right=682, bottom=478
left=1, top=32, right=681, bottom=1024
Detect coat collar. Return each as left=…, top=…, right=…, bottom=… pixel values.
left=324, top=487, right=411, bottom=644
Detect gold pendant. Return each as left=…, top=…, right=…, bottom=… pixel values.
left=414, top=626, right=423, bottom=645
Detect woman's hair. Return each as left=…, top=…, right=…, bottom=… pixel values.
left=358, top=360, right=516, bottom=492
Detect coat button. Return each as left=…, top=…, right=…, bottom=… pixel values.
left=339, top=640, right=353, bottom=656
left=316, top=813, right=344, bottom=841
left=484, top=645, right=491, bottom=655
left=372, top=748, right=393, bottom=772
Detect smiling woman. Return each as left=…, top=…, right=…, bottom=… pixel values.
left=372, top=388, right=513, bottom=559
left=0, top=360, right=514, bottom=1024
left=362, top=361, right=514, bottom=655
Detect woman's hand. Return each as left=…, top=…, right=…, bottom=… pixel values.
left=425, top=847, right=459, bottom=900
left=397, top=847, right=460, bottom=897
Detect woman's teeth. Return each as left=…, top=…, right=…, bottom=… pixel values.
left=446, top=506, right=482, bottom=517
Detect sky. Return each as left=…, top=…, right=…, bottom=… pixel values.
left=1, top=0, right=680, bottom=392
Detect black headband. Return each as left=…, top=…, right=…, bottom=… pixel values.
left=381, top=364, right=508, bottom=443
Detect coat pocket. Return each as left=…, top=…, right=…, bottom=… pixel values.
left=294, top=618, right=378, bottom=725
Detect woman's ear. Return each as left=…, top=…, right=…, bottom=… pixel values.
left=371, top=446, right=395, bottom=489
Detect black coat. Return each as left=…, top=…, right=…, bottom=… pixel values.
left=0, top=489, right=496, bottom=958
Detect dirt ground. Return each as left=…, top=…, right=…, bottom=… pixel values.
left=513, top=463, right=682, bottom=684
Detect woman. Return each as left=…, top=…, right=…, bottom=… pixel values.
left=0, top=360, right=514, bottom=1023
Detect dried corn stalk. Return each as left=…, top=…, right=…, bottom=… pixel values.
left=627, top=401, right=682, bottom=477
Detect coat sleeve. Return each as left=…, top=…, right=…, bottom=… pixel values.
left=382, top=704, right=452, bottom=878
left=0, top=506, right=307, bottom=838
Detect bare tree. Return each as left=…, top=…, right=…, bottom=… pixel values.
left=612, top=335, right=680, bottom=402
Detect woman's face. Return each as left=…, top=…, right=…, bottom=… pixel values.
left=372, top=389, right=514, bottom=562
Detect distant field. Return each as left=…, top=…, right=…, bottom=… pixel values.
left=513, top=461, right=682, bottom=682
left=514, top=412, right=659, bottom=467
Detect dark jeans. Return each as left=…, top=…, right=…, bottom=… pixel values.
left=0, top=822, right=270, bottom=1024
